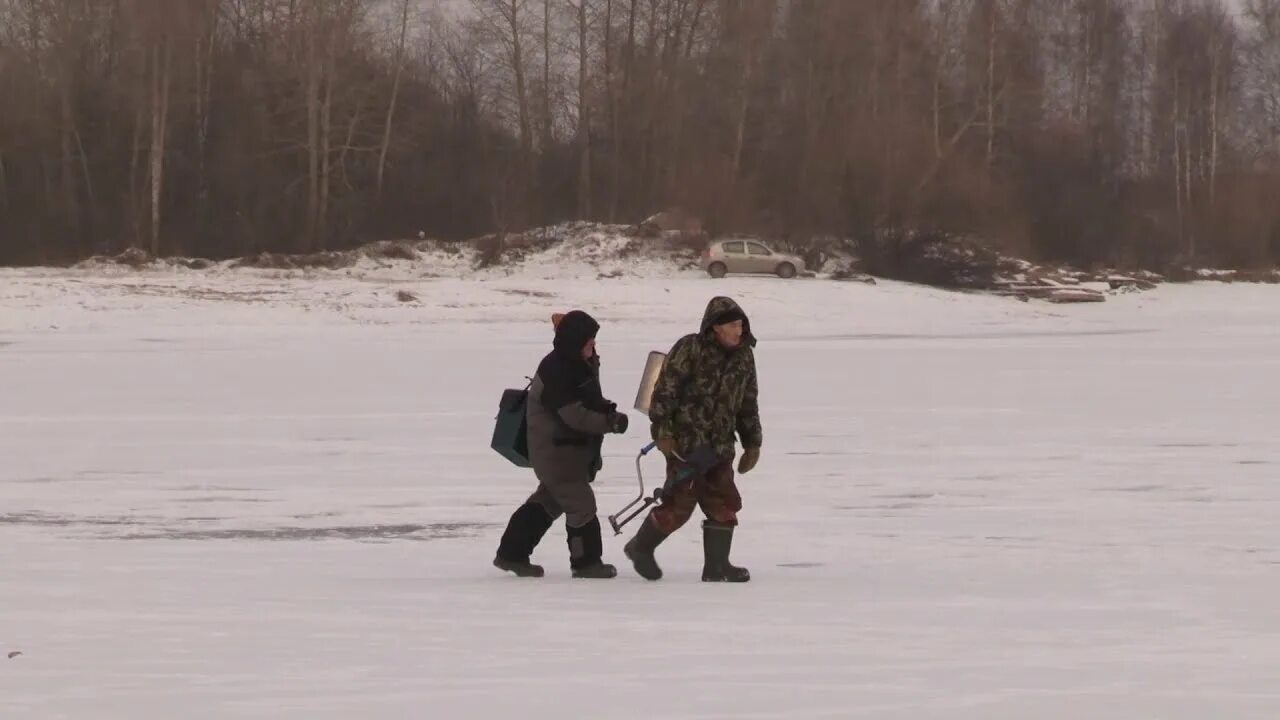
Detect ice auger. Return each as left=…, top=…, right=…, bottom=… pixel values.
left=607, top=442, right=719, bottom=535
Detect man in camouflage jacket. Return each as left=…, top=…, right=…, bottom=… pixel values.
left=623, top=296, right=762, bottom=583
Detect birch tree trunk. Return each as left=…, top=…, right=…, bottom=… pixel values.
left=306, top=19, right=321, bottom=251
left=572, top=0, right=592, bottom=219
left=149, top=39, right=173, bottom=256
left=377, top=0, right=411, bottom=202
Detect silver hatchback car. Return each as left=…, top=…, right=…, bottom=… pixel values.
left=700, top=239, right=805, bottom=279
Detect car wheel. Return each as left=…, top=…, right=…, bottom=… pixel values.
left=708, top=262, right=728, bottom=279
left=776, top=262, right=796, bottom=279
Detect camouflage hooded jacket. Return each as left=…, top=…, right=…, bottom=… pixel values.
left=648, top=297, right=763, bottom=459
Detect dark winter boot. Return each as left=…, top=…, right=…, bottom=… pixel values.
left=494, top=503, right=555, bottom=578
left=624, top=516, right=669, bottom=581
left=701, top=521, right=750, bottom=583
left=567, top=517, right=617, bottom=579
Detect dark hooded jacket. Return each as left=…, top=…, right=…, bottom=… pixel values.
left=648, top=297, right=762, bottom=460
left=526, top=311, right=616, bottom=483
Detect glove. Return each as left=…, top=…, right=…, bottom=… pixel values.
left=608, top=411, right=629, bottom=434
left=737, top=447, right=760, bottom=474
left=656, top=436, right=676, bottom=458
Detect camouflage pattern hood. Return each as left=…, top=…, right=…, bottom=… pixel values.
left=699, top=296, right=757, bottom=346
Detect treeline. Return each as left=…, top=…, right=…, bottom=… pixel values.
left=1, top=0, right=1278, bottom=269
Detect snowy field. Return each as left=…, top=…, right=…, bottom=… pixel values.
left=2, top=266, right=1279, bottom=719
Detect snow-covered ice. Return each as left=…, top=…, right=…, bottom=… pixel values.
left=2, top=267, right=1278, bottom=719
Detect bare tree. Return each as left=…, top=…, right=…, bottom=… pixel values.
left=568, top=0, right=592, bottom=218
left=377, top=0, right=412, bottom=203
left=1242, top=0, right=1280, bottom=163
left=474, top=0, right=534, bottom=160
left=147, top=35, right=172, bottom=255
left=0, top=0, right=1276, bottom=270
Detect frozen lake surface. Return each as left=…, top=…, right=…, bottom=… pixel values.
left=2, top=269, right=1278, bottom=719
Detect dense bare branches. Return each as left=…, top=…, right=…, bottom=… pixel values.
left=0, top=0, right=1276, bottom=268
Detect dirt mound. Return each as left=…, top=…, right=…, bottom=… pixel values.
left=855, top=229, right=1001, bottom=290
left=231, top=251, right=357, bottom=270
left=463, top=221, right=698, bottom=277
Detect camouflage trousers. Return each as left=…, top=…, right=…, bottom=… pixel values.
left=649, top=457, right=742, bottom=533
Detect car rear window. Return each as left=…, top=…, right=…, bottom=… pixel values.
left=722, top=241, right=745, bottom=254
left=747, top=243, right=770, bottom=255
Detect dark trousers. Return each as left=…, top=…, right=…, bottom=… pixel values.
left=649, top=458, right=742, bottom=534
left=526, top=477, right=597, bottom=528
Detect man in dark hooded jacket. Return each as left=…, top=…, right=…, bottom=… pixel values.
left=494, top=310, right=629, bottom=579
left=623, top=296, right=762, bottom=582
